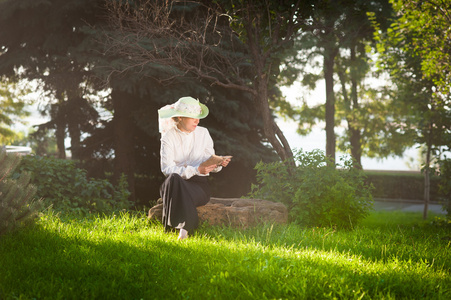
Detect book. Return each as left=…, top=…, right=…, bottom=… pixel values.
left=199, top=155, right=232, bottom=168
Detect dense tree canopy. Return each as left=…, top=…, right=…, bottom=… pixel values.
left=390, top=0, right=451, bottom=96
left=0, top=0, right=278, bottom=203
left=103, top=0, right=315, bottom=163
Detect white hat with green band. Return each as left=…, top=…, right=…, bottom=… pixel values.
left=158, top=96, right=209, bottom=119
left=158, top=96, right=209, bottom=134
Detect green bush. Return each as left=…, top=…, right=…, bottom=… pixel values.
left=250, top=150, right=373, bottom=229
left=12, top=156, right=131, bottom=215
left=0, top=149, right=42, bottom=235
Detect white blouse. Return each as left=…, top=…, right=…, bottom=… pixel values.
left=160, top=125, right=222, bottom=179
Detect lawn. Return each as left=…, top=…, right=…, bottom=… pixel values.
left=0, top=210, right=450, bottom=299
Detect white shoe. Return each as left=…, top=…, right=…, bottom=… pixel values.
left=178, top=228, right=188, bottom=240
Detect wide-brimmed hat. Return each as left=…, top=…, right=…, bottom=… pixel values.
left=158, top=96, right=209, bottom=119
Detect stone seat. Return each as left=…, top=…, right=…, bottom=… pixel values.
left=148, top=197, right=288, bottom=228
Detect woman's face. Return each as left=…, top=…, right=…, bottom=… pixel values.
left=177, top=117, right=199, bottom=133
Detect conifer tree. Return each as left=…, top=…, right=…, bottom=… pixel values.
left=0, top=148, right=41, bottom=236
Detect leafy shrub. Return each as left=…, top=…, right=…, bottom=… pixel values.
left=0, top=149, right=42, bottom=235
left=250, top=149, right=373, bottom=229
left=12, top=156, right=131, bottom=215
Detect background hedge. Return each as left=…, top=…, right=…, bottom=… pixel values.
left=364, top=171, right=441, bottom=202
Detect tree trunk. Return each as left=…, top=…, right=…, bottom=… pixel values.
left=68, top=121, right=81, bottom=160
left=349, top=46, right=362, bottom=168
left=324, top=46, right=337, bottom=165
left=244, top=13, right=294, bottom=164
left=349, top=128, right=362, bottom=168
left=423, top=137, right=432, bottom=220
left=337, top=48, right=362, bottom=169
left=111, top=89, right=136, bottom=203
left=55, top=124, right=66, bottom=159
left=66, top=95, right=82, bottom=160
left=254, top=70, right=293, bottom=163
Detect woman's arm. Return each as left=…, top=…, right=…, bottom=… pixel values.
left=202, top=129, right=224, bottom=173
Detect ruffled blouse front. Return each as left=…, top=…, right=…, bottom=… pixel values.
left=160, top=126, right=221, bottom=179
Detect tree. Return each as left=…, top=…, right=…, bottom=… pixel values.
left=373, top=0, right=451, bottom=219
left=393, top=0, right=451, bottom=96
left=0, top=0, right=141, bottom=199
left=12, top=127, right=59, bottom=157
left=0, top=0, right=102, bottom=159
left=103, top=0, right=314, bottom=162
left=334, top=0, right=394, bottom=168
left=32, top=85, right=100, bottom=160
left=293, top=0, right=393, bottom=166
left=292, top=0, right=345, bottom=164
left=0, top=77, right=30, bottom=145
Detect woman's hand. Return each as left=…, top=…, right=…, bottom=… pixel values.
left=198, top=164, right=217, bottom=175
left=220, top=158, right=231, bottom=167
left=198, top=157, right=231, bottom=174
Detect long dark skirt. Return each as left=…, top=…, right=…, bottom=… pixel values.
left=160, top=173, right=210, bottom=232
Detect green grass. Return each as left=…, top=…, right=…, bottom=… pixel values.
left=0, top=211, right=450, bottom=299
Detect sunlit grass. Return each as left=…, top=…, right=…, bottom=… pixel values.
left=0, top=210, right=450, bottom=299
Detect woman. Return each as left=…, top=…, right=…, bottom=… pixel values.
left=158, top=96, right=230, bottom=240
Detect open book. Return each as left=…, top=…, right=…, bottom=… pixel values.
left=199, top=155, right=232, bottom=168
